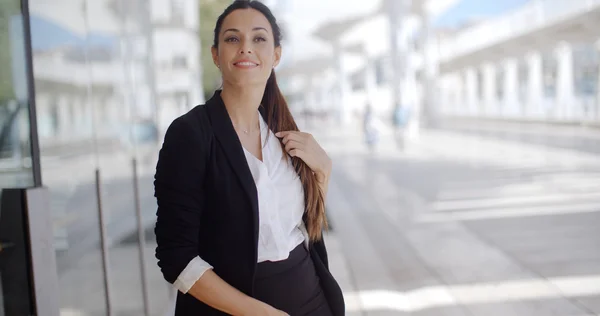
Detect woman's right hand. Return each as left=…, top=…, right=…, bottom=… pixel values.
left=263, top=306, right=289, bottom=316
left=243, top=300, right=289, bottom=316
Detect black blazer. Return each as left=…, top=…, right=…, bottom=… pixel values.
left=154, top=90, right=345, bottom=316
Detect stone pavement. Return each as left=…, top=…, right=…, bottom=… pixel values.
left=57, top=230, right=171, bottom=316
left=55, top=118, right=600, bottom=316
left=55, top=226, right=355, bottom=316
left=309, top=118, right=600, bottom=316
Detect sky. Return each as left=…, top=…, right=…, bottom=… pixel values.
left=30, top=15, right=115, bottom=51
left=434, top=0, right=532, bottom=27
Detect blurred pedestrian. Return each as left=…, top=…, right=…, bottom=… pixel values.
left=153, top=1, right=344, bottom=315
left=393, top=105, right=410, bottom=149
left=363, top=103, right=379, bottom=150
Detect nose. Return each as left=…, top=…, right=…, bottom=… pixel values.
left=240, top=39, right=252, bottom=54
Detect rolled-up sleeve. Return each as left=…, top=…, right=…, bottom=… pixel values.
left=174, top=256, right=213, bottom=293
left=154, top=116, right=208, bottom=285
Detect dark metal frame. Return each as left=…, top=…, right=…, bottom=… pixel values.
left=1, top=188, right=60, bottom=316
left=21, top=0, right=42, bottom=187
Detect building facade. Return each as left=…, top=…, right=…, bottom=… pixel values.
left=279, top=0, right=600, bottom=131
left=437, top=0, right=600, bottom=124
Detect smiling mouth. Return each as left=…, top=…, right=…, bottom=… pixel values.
left=234, top=61, right=259, bottom=67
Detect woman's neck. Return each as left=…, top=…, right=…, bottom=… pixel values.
left=220, top=83, right=265, bottom=131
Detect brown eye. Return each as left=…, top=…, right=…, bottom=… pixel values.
left=225, top=37, right=239, bottom=43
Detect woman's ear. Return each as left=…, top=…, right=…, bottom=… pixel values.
left=211, top=46, right=219, bottom=68
left=273, top=46, right=282, bottom=68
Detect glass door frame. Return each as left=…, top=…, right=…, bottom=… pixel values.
left=1, top=1, right=58, bottom=315
left=21, top=0, right=41, bottom=187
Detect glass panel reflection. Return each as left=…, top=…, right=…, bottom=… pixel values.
left=0, top=0, right=35, bottom=314
left=29, top=0, right=203, bottom=314
left=30, top=0, right=110, bottom=314
left=0, top=0, right=34, bottom=187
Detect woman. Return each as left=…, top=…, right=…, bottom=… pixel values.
left=154, top=1, right=345, bottom=315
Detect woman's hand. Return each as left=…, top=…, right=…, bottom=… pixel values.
left=243, top=300, right=289, bottom=316
left=262, top=306, right=289, bottom=316
left=276, top=131, right=332, bottom=182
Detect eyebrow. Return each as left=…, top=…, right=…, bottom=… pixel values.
left=223, top=27, right=269, bottom=34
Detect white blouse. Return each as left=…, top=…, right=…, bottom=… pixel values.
left=173, top=113, right=308, bottom=294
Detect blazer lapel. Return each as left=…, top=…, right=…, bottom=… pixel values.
left=204, top=91, right=259, bottom=249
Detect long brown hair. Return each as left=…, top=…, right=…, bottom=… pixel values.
left=213, top=0, right=327, bottom=242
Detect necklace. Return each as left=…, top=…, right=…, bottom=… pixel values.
left=233, top=115, right=260, bottom=135
left=236, top=124, right=259, bottom=135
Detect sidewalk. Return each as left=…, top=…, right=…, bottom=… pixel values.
left=313, top=118, right=600, bottom=316
left=56, top=118, right=600, bottom=316
left=435, top=117, right=600, bottom=155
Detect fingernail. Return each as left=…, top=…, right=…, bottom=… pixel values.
left=275, top=132, right=281, bottom=137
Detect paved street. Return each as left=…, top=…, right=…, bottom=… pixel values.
left=314, top=119, right=600, bottom=316
left=435, top=118, right=600, bottom=155
left=52, top=118, right=600, bottom=316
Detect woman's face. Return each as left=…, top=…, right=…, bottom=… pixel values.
left=212, top=8, right=281, bottom=88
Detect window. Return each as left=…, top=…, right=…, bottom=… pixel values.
left=573, top=43, right=598, bottom=97
left=476, top=69, right=484, bottom=100
left=496, top=66, right=504, bottom=101
left=374, top=57, right=389, bottom=86
left=172, top=55, right=187, bottom=68
left=171, top=0, right=185, bottom=25
left=518, top=59, right=528, bottom=103
left=542, top=51, right=557, bottom=98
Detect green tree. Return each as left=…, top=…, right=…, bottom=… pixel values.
left=199, top=0, right=231, bottom=100
left=0, top=1, right=20, bottom=102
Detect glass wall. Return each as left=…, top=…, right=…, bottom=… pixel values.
left=0, top=0, right=34, bottom=188
left=28, top=0, right=202, bottom=314
left=0, top=1, right=36, bottom=314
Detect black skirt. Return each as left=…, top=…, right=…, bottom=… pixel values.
left=253, top=243, right=333, bottom=316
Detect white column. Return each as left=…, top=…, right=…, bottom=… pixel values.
left=420, top=10, right=438, bottom=125
left=301, top=75, right=313, bottom=128
left=319, top=78, right=328, bottom=114
left=595, top=39, right=600, bottom=121
left=465, top=68, right=478, bottom=116
left=333, top=41, right=351, bottom=124
left=388, top=0, right=405, bottom=114
left=482, top=63, right=497, bottom=117
left=57, top=95, right=71, bottom=139
left=402, top=62, right=418, bottom=112
left=527, top=51, right=543, bottom=118
left=503, top=58, right=519, bottom=117
left=402, top=21, right=420, bottom=140
left=438, top=76, right=449, bottom=115
left=555, top=42, right=574, bottom=121
left=453, top=73, right=462, bottom=115
left=302, top=74, right=311, bottom=111
left=363, top=52, right=377, bottom=107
